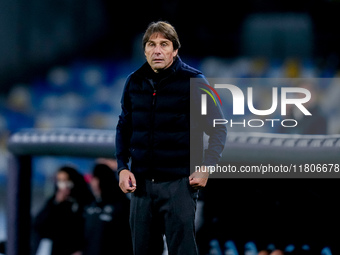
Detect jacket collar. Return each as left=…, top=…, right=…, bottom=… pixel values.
left=134, top=56, right=182, bottom=78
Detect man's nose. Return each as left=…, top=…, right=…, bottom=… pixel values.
left=154, top=44, right=161, bottom=54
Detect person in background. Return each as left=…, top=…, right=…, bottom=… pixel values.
left=33, top=165, right=93, bottom=255
left=258, top=249, right=284, bottom=255
left=271, top=250, right=284, bottom=255
left=82, top=162, right=132, bottom=255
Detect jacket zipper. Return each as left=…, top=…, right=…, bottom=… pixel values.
left=152, top=90, right=157, bottom=103
left=149, top=80, right=157, bottom=177
left=147, top=76, right=170, bottom=178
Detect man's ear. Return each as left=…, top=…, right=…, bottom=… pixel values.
left=173, top=49, right=178, bottom=58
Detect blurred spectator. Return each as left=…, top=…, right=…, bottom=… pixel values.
left=5, top=85, right=34, bottom=132
left=32, top=165, right=93, bottom=255
left=82, top=162, right=132, bottom=255
left=95, top=157, right=118, bottom=170
left=269, top=250, right=284, bottom=255
left=258, top=251, right=270, bottom=255
left=284, top=58, right=301, bottom=78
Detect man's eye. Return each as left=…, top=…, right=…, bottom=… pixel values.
left=161, top=43, right=168, bottom=47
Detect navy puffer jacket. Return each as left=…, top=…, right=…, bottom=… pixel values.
left=115, top=57, right=226, bottom=178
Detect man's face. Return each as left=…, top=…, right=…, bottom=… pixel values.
left=145, top=33, right=178, bottom=73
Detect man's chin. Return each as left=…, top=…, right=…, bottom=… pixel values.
left=152, top=65, right=166, bottom=72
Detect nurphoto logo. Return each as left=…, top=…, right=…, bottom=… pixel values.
left=196, top=78, right=313, bottom=129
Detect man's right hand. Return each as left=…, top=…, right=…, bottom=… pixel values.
left=119, top=170, right=137, bottom=193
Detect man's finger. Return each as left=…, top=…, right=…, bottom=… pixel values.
left=124, top=180, right=136, bottom=193
left=189, top=177, right=207, bottom=189
left=129, top=174, right=137, bottom=188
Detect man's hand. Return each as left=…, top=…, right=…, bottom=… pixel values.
left=189, top=166, right=210, bottom=189
left=119, top=170, right=137, bottom=193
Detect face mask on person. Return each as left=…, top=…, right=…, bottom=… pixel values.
left=57, top=180, right=74, bottom=190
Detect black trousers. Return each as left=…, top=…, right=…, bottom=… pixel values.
left=130, top=176, right=199, bottom=255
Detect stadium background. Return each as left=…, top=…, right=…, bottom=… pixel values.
left=1, top=0, right=340, bottom=254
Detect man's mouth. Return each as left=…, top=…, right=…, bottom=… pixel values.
left=153, top=59, right=163, bottom=62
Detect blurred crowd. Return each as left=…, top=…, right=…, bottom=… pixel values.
left=1, top=56, right=340, bottom=135
left=1, top=56, right=340, bottom=184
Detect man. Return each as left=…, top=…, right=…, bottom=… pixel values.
left=115, top=21, right=226, bottom=255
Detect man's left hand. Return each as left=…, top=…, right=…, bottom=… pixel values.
left=189, top=167, right=210, bottom=189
